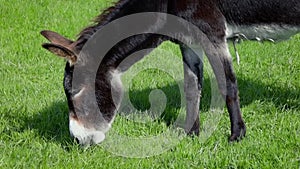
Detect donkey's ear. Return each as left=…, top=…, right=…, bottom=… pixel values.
left=42, top=43, right=77, bottom=64
left=41, top=30, right=74, bottom=46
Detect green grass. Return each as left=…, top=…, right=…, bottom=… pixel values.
left=0, top=0, right=299, bottom=168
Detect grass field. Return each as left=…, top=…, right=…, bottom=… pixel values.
left=0, top=0, right=299, bottom=168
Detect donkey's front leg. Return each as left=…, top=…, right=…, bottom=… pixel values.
left=180, top=45, right=204, bottom=135
left=204, top=42, right=246, bottom=141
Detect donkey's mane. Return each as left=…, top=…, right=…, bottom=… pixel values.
left=76, top=0, right=133, bottom=47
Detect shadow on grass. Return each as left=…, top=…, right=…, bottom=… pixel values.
left=237, top=76, right=300, bottom=110
left=128, top=75, right=300, bottom=114
left=22, top=76, right=299, bottom=146
left=23, top=101, right=74, bottom=148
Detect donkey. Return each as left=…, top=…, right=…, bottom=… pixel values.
left=41, top=0, right=300, bottom=146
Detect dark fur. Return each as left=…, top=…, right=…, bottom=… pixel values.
left=217, top=0, right=300, bottom=25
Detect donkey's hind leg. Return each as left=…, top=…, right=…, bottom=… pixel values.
left=204, top=42, right=246, bottom=141
left=180, top=45, right=204, bottom=135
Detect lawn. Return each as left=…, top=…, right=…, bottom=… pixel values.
left=0, top=0, right=299, bottom=168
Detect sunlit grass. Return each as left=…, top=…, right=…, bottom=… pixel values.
left=0, top=0, right=299, bottom=168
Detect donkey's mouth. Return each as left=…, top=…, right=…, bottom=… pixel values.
left=69, top=117, right=106, bottom=146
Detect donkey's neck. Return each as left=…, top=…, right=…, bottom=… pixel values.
left=76, top=0, right=168, bottom=49
left=74, top=0, right=169, bottom=72
left=77, top=1, right=169, bottom=119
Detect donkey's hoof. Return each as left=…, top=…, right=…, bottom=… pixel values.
left=186, top=128, right=200, bottom=137
left=229, top=123, right=246, bottom=142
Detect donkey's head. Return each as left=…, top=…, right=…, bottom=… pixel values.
left=41, top=30, right=116, bottom=146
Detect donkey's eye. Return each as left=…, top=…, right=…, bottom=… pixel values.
left=72, top=87, right=85, bottom=98
left=72, top=89, right=80, bottom=95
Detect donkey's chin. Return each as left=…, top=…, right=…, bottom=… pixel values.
left=69, top=118, right=108, bottom=146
